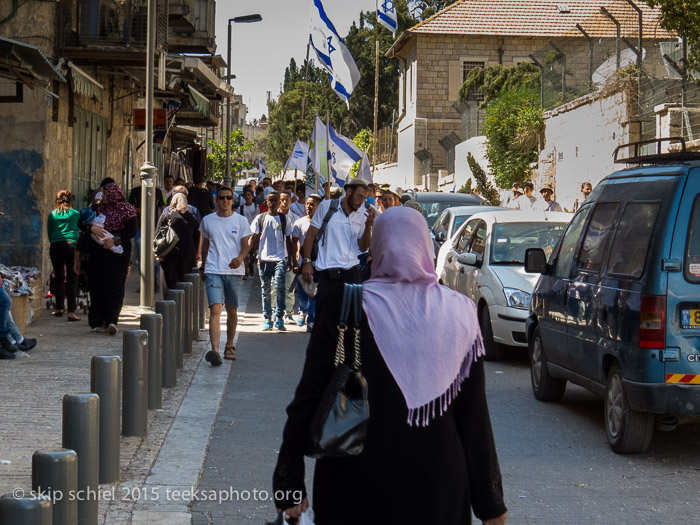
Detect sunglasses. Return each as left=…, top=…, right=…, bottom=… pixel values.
left=217, top=195, right=234, bottom=201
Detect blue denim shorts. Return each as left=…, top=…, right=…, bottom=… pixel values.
left=205, top=274, right=242, bottom=307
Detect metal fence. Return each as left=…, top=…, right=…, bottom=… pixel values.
left=372, top=125, right=398, bottom=165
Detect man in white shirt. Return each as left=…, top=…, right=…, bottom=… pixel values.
left=292, top=194, right=322, bottom=332
left=277, top=190, right=302, bottom=323
left=514, top=182, right=538, bottom=210
left=300, top=178, right=375, bottom=331
left=534, top=186, right=563, bottom=212
left=290, top=181, right=306, bottom=218
left=237, top=188, right=260, bottom=278
left=200, top=186, right=253, bottom=365
left=251, top=191, right=294, bottom=331
left=162, top=174, right=174, bottom=203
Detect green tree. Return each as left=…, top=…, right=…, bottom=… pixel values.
left=646, top=0, right=700, bottom=69
left=206, top=128, right=254, bottom=182
left=466, top=153, right=500, bottom=205
left=408, top=0, right=459, bottom=20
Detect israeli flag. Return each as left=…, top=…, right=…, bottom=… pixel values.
left=306, top=117, right=328, bottom=196
left=356, top=151, right=373, bottom=185
left=328, top=124, right=363, bottom=187
left=258, top=158, right=268, bottom=183
left=310, top=0, right=361, bottom=107
left=284, top=140, right=310, bottom=173
left=377, top=0, right=398, bottom=36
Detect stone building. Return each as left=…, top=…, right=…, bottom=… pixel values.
left=0, top=0, right=231, bottom=279
left=387, top=0, right=671, bottom=191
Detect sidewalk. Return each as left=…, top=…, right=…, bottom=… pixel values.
left=0, top=269, right=226, bottom=524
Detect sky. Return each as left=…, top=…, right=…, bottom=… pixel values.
left=215, top=0, right=381, bottom=122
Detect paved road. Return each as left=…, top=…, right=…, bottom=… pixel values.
left=192, top=289, right=700, bottom=524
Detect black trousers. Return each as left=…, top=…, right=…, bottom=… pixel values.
left=87, top=244, right=131, bottom=328
left=49, top=241, right=77, bottom=312
left=313, top=267, right=362, bottom=334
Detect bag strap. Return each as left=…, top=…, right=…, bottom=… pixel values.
left=256, top=211, right=267, bottom=233
left=334, top=284, right=362, bottom=369
left=317, top=198, right=340, bottom=249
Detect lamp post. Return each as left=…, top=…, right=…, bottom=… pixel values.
left=225, top=13, right=262, bottom=188
left=139, top=0, right=157, bottom=309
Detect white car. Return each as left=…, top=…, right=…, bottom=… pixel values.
left=439, top=210, right=572, bottom=360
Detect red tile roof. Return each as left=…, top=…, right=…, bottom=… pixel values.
left=408, top=0, right=675, bottom=39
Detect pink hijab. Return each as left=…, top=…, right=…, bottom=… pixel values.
left=362, top=207, right=484, bottom=426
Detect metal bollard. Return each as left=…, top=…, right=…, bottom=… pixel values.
left=62, top=393, right=99, bottom=525
left=122, top=330, right=148, bottom=437
left=140, top=314, right=163, bottom=410
left=165, top=289, right=185, bottom=369
left=32, top=449, right=78, bottom=525
left=155, top=300, right=177, bottom=388
left=174, top=282, right=193, bottom=354
left=90, top=356, right=121, bottom=485
left=0, top=494, right=52, bottom=525
left=184, top=273, right=200, bottom=341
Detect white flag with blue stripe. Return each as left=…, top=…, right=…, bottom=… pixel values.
left=377, top=0, right=398, bottom=36
left=310, top=0, right=361, bottom=107
left=356, top=150, right=373, bottom=185
left=284, top=140, right=310, bottom=173
left=328, top=124, right=363, bottom=187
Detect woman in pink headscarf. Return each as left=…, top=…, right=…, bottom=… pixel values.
left=273, top=207, right=507, bottom=525
left=76, top=182, right=137, bottom=335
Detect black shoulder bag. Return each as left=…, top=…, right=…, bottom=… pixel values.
left=310, top=198, right=339, bottom=261
left=306, top=283, right=369, bottom=458
left=153, top=212, right=180, bottom=257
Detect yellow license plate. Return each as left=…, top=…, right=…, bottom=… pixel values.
left=681, top=309, right=700, bottom=329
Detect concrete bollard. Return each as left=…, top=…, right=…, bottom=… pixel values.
left=90, top=356, right=121, bottom=485
left=165, top=289, right=185, bottom=369
left=174, top=282, right=193, bottom=354
left=140, top=314, right=163, bottom=410
left=122, top=330, right=148, bottom=438
left=184, top=273, right=200, bottom=341
left=0, top=494, right=52, bottom=525
left=32, top=448, right=78, bottom=525
left=62, top=393, right=99, bottom=525
left=155, top=300, right=177, bottom=388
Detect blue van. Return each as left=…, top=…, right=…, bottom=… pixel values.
left=524, top=139, right=700, bottom=453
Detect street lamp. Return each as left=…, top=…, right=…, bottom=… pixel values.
left=225, top=13, right=262, bottom=188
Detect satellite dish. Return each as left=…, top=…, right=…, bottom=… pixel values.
left=592, top=47, right=646, bottom=85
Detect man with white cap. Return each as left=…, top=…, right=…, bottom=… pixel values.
left=535, top=186, right=563, bottom=212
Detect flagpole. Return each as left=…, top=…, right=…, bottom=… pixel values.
left=372, top=2, right=380, bottom=176
left=325, top=109, right=331, bottom=198
left=296, top=39, right=312, bottom=186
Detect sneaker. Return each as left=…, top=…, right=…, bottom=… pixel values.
left=306, top=322, right=314, bottom=333
left=1, top=339, right=19, bottom=353
left=17, top=338, right=36, bottom=352
left=297, top=313, right=306, bottom=327
left=284, top=314, right=295, bottom=325
left=275, top=319, right=286, bottom=331
left=262, top=320, right=273, bottom=331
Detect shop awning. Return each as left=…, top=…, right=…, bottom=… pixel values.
left=0, top=36, right=66, bottom=82
left=187, top=85, right=210, bottom=119
left=68, top=62, right=103, bottom=102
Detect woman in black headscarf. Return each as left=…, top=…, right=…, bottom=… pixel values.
left=77, top=182, right=137, bottom=335
left=273, top=207, right=507, bottom=525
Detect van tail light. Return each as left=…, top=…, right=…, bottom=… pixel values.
left=640, top=295, right=666, bottom=349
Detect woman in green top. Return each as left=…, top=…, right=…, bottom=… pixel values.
left=47, top=189, right=81, bottom=321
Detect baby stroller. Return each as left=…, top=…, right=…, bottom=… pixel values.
left=45, top=267, right=90, bottom=314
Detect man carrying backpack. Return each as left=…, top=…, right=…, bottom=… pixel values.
left=250, top=191, right=294, bottom=331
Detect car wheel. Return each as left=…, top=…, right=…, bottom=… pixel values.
left=604, top=363, right=654, bottom=454
left=529, top=326, right=566, bottom=401
left=480, top=305, right=505, bottom=361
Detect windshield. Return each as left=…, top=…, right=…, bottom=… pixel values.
left=423, top=202, right=472, bottom=227
left=490, top=222, right=568, bottom=265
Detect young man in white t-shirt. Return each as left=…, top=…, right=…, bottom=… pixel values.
left=250, top=191, right=294, bottom=331
left=292, top=194, right=322, bottom=331
left=200, top=186, right=253, bottom=364
left=277, top=189, right=301, bottom=324
left=238, top=188, right=261, bottom=279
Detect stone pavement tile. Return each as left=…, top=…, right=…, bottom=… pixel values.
left=131, top=511, right=192, bottom=525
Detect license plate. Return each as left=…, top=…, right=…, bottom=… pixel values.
left=681, top=309, right=700, bottom=329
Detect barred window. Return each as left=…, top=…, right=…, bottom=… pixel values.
left=462, top=61, right=485, bottom=102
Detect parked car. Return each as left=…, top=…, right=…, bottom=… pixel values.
left=524, top=139, right=700, bottom=454
left=439, top=210, right=571, bottom=360
left=431, top=206, right=508, bottom=264
left=407, top=192, right=483, bottom=227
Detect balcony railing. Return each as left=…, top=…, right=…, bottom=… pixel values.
left=58, top=0, right=168, bottom=52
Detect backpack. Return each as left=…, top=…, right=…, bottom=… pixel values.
left=256, top=212, right=287, bottom=238
left=311, top=198, right=340, bottom=262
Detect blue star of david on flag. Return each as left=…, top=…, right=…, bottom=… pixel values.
left=377, top=0, right=398, bottom=36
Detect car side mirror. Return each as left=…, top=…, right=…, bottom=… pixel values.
left=525, top=248, right=548, bottom=274
left=457, top=252, right=478, bottom=266
left=436, top=231, right=446, bottom=243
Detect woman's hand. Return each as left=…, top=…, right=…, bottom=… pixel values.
left=483, top=511, right=507, bottom=525
left=276, top=497, right=309, bottom=523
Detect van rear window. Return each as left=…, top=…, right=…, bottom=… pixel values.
left=608, top=202, right=660, bottom=279
left=685, top=196, right=700, bottom=283
left=576, top=203, right=619, bottom=273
